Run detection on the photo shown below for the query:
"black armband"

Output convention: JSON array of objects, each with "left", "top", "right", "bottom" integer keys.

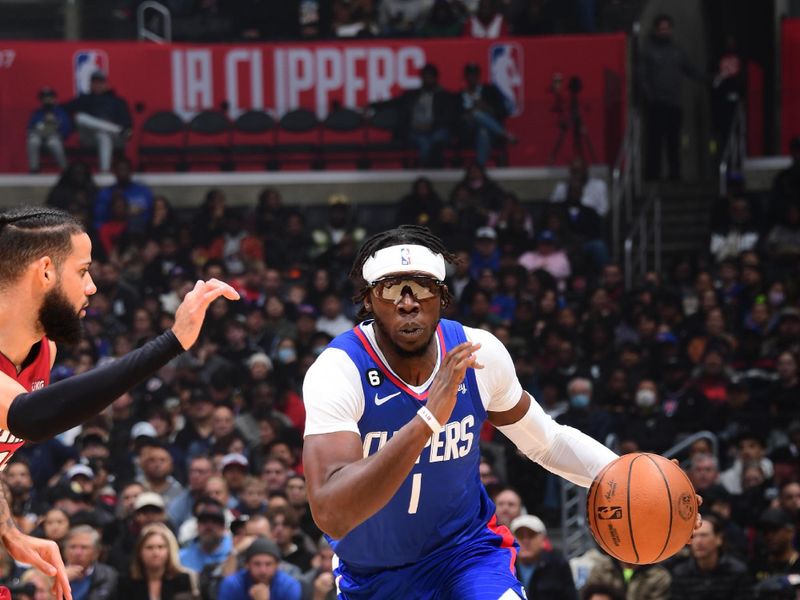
[{"left": 7, "top": 331, "right": 184, "bottom": 442}]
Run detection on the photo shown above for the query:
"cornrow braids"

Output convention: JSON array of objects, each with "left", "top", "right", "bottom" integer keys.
[
  {"left": 350, "top": 225, "right": 457, "bottom": 321},
  {"left": 0, "top": 206, "right": 84, "bottom": 287}
]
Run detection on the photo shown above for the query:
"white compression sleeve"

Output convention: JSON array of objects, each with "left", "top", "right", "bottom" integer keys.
[{"left": 496, "top": 393, "right": 619, "bottom": 488}]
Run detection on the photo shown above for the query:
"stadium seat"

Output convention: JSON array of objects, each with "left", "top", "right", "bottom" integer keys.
[
  {"left": 274, "top": 108, "right": 323, "bottom": 171},
  {"left": 363, "top": 105, "right": 414, "bottom": 169},
  {"left": 185, "top": 110, "right": 233, "bottom": 171},
  {"left": 137, "top": 110, "right": 187, "bottom": 172},
  {"left": 231, "top": 110, "right": 277, "bottom": 171},
  {"left": 320, "top": 107, "right": 367, "bottom": 170}
]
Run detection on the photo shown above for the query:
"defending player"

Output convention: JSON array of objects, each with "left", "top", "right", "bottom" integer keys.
[
  {"left": 0, "top": 207, "right": 239, "bottom": 600},
  {"left": 302, "top": 225, "right": 619, "bottom": 599}
]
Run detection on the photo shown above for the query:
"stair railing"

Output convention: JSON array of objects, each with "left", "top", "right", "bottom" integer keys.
[
  {"left": 718, "top": 101, "right": 746, "bottom": 196},
  {"left": 624, "top": 185, "right": 661, "bottom": 290},
  {"left": 137, "top": 1, "right": 171, "bottom": 43}
]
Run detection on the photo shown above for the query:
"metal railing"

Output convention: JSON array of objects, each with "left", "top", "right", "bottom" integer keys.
[
  {"left": 718, "top": 101, "right": 746, "bottom": 196},
  {"left": 623, "top": 186, "right": 661, "bottom": 290},
  {"left": 137, "top": 1, "right": 171, "bottom": 43},
  {"left": 610, "top": 108, "right": 641, "bottom": 262}
]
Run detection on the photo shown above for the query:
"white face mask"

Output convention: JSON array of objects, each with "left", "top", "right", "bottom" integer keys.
[{"left": 636, "top": 389, "right": 657, "bottom": 408}]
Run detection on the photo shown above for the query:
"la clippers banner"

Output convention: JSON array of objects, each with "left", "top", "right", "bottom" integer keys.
[
  {"left": 0, "top": 35, "right": 626, "bottom": 172},
  {"left": 782, "top": 19, "right": 800, "bottom": 154}
]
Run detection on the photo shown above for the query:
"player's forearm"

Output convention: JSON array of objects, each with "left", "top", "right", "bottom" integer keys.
[
  {"left": 5, "top": 331, "right": 183, "bottom": 441},
  {"left": 308, "top": 419, "right": 433, "bottom": 539}
]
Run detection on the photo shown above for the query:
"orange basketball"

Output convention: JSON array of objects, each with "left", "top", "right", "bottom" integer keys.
[{"left": 587, "top": 452, "right": 697, "bottom": 565}]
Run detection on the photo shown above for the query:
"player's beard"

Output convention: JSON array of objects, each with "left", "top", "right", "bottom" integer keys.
[
  {"left": 39, "top": 285, "right": 83, "bottom": 346},
  {"left": 373, "top": 315, "right": 438, "bottom": 359}
]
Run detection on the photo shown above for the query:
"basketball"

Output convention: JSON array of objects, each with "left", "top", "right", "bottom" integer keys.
[{"left": 587, "top": 452, "right": 697, "bottom": 565}]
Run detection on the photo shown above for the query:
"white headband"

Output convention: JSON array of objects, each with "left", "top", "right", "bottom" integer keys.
[{"left": 362, "top": 244, "right": 446, "bottom": 283}]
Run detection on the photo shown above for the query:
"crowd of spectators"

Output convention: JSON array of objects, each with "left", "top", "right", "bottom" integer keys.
[{"left": 1, "top": 141, "right": 799, "bottom": 599}]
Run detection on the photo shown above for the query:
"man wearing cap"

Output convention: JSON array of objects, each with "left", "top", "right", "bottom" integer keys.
[
  {"left": 218, "top": 536, "right": 301, "bottom": 600},
  {"left": 469, "top": 226, "right": 500, "bottom": 279},
  {"left": 310, "top": 194, "right": 366, "bottom": 260},
  {"left": 136, "top": 438, "right": 185, "bottom": 506},
  {"left": 62, "top": 70, "right": 132, "bottom": 172},
  {"left": 753, "top": 508, "right": 800, "bottom": 583},
  {"left": 221, "top": 453, "right": 250, "bottom": 498},
  {"left": 26, "top": 87, "right": 71, "bottom": 173},
  {"left": 510, "top": 514, "right": 577, "bottom": 599},
  {"left": 302, "top": 225, "right": 619, "bottom": 599},
  {"left": 179, "top": 497, "right": 234, "bottom": 574}
]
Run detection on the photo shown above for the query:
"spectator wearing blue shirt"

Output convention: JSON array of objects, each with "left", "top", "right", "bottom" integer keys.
[
  {"left": 469, "top": 226, "right": 501, "bottom": 279},
  {"left": 27, "top": 87, "right": 72, "bottom": 173},
  {"left": 219, "top": 537, "right": 302, "bottom": 600},
  {"left": 178, "top": 498, "right": 234, "bottom": 574},
  {"left": 94, "top": 157, "right": 154, "bottom": 234}
]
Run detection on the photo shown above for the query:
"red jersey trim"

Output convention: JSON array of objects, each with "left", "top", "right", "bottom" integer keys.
[
  {"left": 486, "top": 514, "right": 518, "bottom": 573},
  {"left": 352, "top": 324, "right": 446, "bottom": 401}
]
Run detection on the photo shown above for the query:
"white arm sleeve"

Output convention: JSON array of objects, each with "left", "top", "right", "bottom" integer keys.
[
  {"left": 302, "top": 348, "right": 364, "bottom": 437},
  {"left": 464, "top": 327, "right": 523, "bottom": 413},
  {"left": 497, "top": 393, "right": 618, "bottom": 487}
]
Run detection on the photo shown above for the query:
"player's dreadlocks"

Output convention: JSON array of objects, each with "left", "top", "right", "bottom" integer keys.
[{"left": 350, "top": 225, "right": 457, "bottom": 320}]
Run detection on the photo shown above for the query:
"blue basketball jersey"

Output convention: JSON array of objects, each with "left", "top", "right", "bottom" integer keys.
[{"left": 326, "top": 319, "right": 497, "bottom": 571}]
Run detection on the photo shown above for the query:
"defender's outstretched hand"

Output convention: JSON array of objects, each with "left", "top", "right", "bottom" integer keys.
[
  {"left": 172, "top": 279, "right": 240, "bottom": 350},
  {"left": 2, "top": 530, "right": 71, "bottom": 600}
]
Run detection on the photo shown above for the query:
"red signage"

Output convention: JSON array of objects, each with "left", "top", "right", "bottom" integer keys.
[
  {"left": 0, "top": 35, "right": 627, "bottom": 172},
  {"left": 782, "top": 19, "right": 800, "bottom": 154}
]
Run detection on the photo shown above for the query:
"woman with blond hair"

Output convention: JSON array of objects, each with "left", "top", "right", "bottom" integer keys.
[{"left": 119, "top": 523, "right": 196, "bottom": 600}]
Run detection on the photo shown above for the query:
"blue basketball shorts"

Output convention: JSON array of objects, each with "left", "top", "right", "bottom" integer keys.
[{"left": 333, "top": 517, "right": 527, "bottom": 599}]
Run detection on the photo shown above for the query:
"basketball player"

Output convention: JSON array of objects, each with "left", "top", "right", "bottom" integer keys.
[
  {"left": 0, "top": 207, "right": 239, "bottom": 600},
  {"left": 302, "top": 225, "right": 619, "bottom": 599}
]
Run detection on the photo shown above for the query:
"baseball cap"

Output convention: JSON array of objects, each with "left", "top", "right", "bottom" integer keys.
[
  {"left": 536, "top": 230, "right": 557, "bottom": 244},
  {"left": 759, "top": 508, "right": 794, "bottom": 530},
  {"left": 244, "top": 536, "right": 282, "bottom": 561},
  {"left": 131, "top": 421, "right": 158, "bottom": 440},
  {"left": 221, "top": 453, "right": 249, "bottom": 471},
  {"left": 475, "top": 226, "right": 497, "bottom": 240},
  {"left": 195, "top": 500, "right": 226, "bottom": 523},
  {"left": 66, "top": 464, "right": 94, "bottom": 480},
  {"left": 134, "top": 491, "right": 166, "bottom": 512},
  {"left": 90, "top": 70, "right": 107, "bottom": 81},
  {"left": 510, "top": 515, "right": 547, "bottom": 536},
  {"left": 328, "top": 193, "right": 349, "bottom": 206},
  {"left": 247, "top": 352, "right": 273, "bottom": 371}
]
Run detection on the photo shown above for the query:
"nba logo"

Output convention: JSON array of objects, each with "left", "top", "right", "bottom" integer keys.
[
  {"left": 400, "top": 247, "right": 411, "bottom": 265},
  {"left": 73, "top": 50, "right": 109, "bottom": 95},
  {"left": 489, "top": 43, "right": 524, "bottom": 117}
]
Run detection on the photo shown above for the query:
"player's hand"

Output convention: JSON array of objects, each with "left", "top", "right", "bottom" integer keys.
[
  {"left": 249, "top": 582, "right": 270, "bottom": 600},
  {"left": 426, "top": 342, "right": 482, "bottom": 425},
  {"left": 172, "top": 278, "right": 240, "bottom": 350},
  {"left": 1, "top": 529, "right": 72, "bottom": 600}
]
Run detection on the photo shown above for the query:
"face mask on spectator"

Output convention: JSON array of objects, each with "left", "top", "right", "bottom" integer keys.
[
  {"left": 569, "top": 394, "right": 590, "bottom": 409},
  {"left": 636, "top": 390, "right": 657, "bottom": 408},
  {"left": 277, "top": 348, "right": 297, "bottom": 364},
  {"left": 769, "top": 291, "right": 785, "bottom": 306}
]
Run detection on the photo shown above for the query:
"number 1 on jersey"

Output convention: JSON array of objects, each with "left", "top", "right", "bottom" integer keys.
[{"left": 408, "top": 473, "right": 422, "bottom": 514}]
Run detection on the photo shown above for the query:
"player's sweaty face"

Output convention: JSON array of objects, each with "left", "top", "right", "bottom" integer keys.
[{"left": 370, "top": 271, "right": 442, "bottom": 357}]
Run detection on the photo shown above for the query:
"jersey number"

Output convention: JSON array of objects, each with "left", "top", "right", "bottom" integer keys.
[
  {"left": 408, "top": 473, "right": 422, "bottom": 514},
  {"left": 367, "top": 369, "right": 382, "bottom": 387}
]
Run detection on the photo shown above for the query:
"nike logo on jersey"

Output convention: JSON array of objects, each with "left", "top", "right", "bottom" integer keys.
[{"left": 374, "top": 391, "right": 402, "bottom": 406}]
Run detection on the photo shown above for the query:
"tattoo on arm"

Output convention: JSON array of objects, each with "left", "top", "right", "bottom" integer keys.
[{"left": 0, "top": 482, "right": 19, "bottom": 536}]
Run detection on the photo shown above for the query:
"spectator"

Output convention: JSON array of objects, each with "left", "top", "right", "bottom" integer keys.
[
  {"left": 493, "top": 487, "right": 524, "bottom": 527},
  {"left": 638, "top": 14, "right": 702, "bottom": 180},
  {"left": 299, "top": 537, "right": 335, "bottom": 600},
  {"left": 220, "top": 453, "right": 250, "bottom": 500},
  {"left": 764, "top": 202, "right": 800, "bottom": 270},
  {"left": 178, "top": 476, "right": 237, "bottom": 546},
  {"left": 669, "top": 513, "right": 752, "bottom": 600},
  {"left": 39, "top": 508, "right": 71, "bottom": 551},
  {"left": 167, "top": 456, "right": 215, "bottom": 529},
  {"left": 118, "top": 523, "right": 196, "bottom": 600},
  {"left": 518, "top": 230, "right": 572, "bottom": 291},
  {"left": 331, "top": 0, "right": 376, "bottom": 37},
  {"left": 557, "top": 377, "right": 614, "bottom": 444},
  {"left": 267, "top": 506, "right": 314, "bottom": 573},
  {"left": 419, "top": 0, "right": 464, "bottom": 36},
  {"left": 463, "top": 0, "right": 509, "bottom": 37},
  {"left": 94, "top": 157, "right": 155, "bottom": 235},
  {"left": 18, "top": 568, "right": 56, "bottom": 600},
  {"left": 315, "top": 294, "right": 353, "bottom": 338},
  {"left": 218, "top": 537, "right": 301, "bottom": 600},
  {"left": 613, "top": 379, "right": 676, "bottom": 455},
  {"left": 179, "top": 498, "right": 233, "bottom": 574},
  {"left": 771, "top": 136, "right": 800, "bottom": 222},
  {"left": 62, "top": 70, "right": 132, "bottom": 172},
  {"left": 585, "top": 552, "right": 671, "bottom": 600},
  {"left": 137, "top": 439, "right": 185, "bottom": 507},
  {"left": 709, "top": 196, "right": 760, "bottom": 262},
  {"left": 752, "top": 508, "right": 800, "bottom": 583},
  {"left": 510, "top": 514, "right": 578, "bottom": 599},
  {"left": 710, "top": 35, "right": 745, "bottom": 154},
  {"left": 395, "top": 177, "right": 444, "bottom": 228},
  {"left": 107, "top": 490, "right": 171, "bottom": 574},
  {"left": 45, "top": 161, "right": 98, "bottom": 217},
  {"left": 688, "top": 453, "right": 721, "bottom": 495},
  {"left": 719, "top": 431, "right": 774, "bottom": 496},
  {"left": 470, "top": 226, "right": 501, "bottom": 279},
  {"left": 64, "top": 525, "right": 118, "bottom": 600},
  {"left": 371, "top": 63, "right": 455, "bottom": 168},
  {"left": 582, "top": 584, "right": 624, "bottom": 600},
  {"left": 550, "top": 156, "right": 609, "bottom": 218},
  {"left": 456, "top": 63, "right": 516, "bottom": 167},
  {"left": 26, "top": 87, "right": 71, "bottom": 173},
  {"left": 377, "top": 0, "right": 431, "bottom": 35}
]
